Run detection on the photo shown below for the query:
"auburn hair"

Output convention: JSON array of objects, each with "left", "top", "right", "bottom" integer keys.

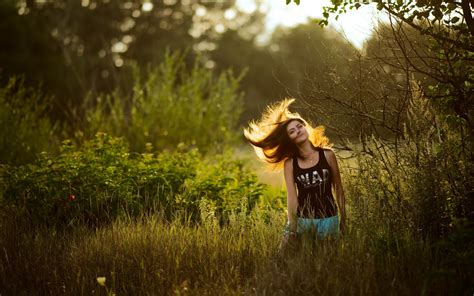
[{"left": 243, "top": 98, "right": 331, "bottom": 170}]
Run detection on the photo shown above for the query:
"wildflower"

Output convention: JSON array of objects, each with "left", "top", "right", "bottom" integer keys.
[
  {"left": 96, "top": 276, "right": 106, "bottom": 286},
  {"left": 68, "top": 194, "right": 76, "bottom": 202}
]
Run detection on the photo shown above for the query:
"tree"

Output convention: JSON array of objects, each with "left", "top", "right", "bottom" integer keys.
[
  {"left": 0, "top": 0, "right": 265, "bottom": 126},
  {"left": 265, "top": 22, "right": 396, "bottom": 141},
  {"left": 266, "top": 22, "right": 361, "bottom": 139},
  {"left": 287, "top": 0, "right": 473, "bottom": 141}
]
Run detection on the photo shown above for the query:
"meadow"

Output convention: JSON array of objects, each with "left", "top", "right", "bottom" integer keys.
[
  {"left": 1, "top": 205, "right": 461, "bottom": 295},
  {"left": 1, "top": 48, "right": 472, "bottom": 296},
  {"left": 0, "top": 137, "right": 471, "bottom": 295}
]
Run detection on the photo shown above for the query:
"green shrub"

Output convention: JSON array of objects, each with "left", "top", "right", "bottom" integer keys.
[
  {"left": 1, "top": 133, "right": 266, "bottom": 228},
  {"left": 184, "top": 151, "right": 267, "bottom": 224},
  {"left": 80, "top": 51, "right": 244, "bottom": 153},
  {"left": 0, "top": 77, "right": 58, "bottom": 165}
]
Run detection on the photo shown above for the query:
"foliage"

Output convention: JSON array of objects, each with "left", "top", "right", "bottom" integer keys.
[
  {"left": 79, "top": 51, "right": 244, "bottom": 153},
  {"left": 273, "top": 22, "right": 399, "bottom": 140},
  {"left": 185, "top": 152, "right": 266, "bottom": 224},
  {"left": 0, "top": 133, "right": 266, "bottom": 228},
  {"left": 269, "top": 22, "right": 356, "bottom": 98},
  {"left": 318, "top": 0, "right": 472, "bottom": 50},
  {"left": 286, "top": 0, "right": 473, "bottom": 245},
  {"left": 288, "top": 0, "right": 473, "bottom": 141},
  {"left": 0, "top": 77, "right": 58, "bottom": 165},
  {"left": 343, "top": 80, "right": 473, "bottom": 240},
  {"left": 210, "top": 29, "right": 278, "bottom": 123},
  {"left": 0, "top": 0, "right": 265, "bottom": 123}
]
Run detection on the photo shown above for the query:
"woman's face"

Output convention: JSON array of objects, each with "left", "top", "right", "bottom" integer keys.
[{"left": 286, "top": 119, "right": 308, "bottom": 144}]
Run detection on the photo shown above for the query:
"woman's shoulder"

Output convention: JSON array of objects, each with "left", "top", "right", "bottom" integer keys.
[
  {"left": 321, "top": 147, "right": 335, "bottom": 154},
  {"left": 321, "top": 147, "right": 337, "bottom": 164}
]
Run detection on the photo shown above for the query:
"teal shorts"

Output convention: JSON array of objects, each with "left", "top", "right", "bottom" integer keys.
[{"left": 285, "top": 215, "right": 340, "bottom": 239}]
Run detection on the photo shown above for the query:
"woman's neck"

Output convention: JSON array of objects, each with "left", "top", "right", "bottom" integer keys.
[{"left": 297, "top": 141, "right": 316, "bottom": 159}]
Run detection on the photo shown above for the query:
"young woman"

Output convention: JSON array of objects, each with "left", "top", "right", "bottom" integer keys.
[{"left": 244, "top": 99, "right": 346, "bottom": 247}]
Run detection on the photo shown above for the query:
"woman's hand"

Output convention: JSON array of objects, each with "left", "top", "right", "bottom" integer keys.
[
  {"left": 279, "top": 231, "right": 298, "bottom": 252},
  {"left": 339, "top": 218, "right": 346, "bottom": 235}
]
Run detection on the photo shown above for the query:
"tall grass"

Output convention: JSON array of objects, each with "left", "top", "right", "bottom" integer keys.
[{"left": 0, "top": 209, "right": 459, "bottom": 296}]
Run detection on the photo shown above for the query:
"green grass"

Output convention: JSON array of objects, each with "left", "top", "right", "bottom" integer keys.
[
  {"left": 1, "top": 143, "right": 471, "bottom": 295},
  {"left": 1, "top": 209, "right": 459, "bottom": 296}
]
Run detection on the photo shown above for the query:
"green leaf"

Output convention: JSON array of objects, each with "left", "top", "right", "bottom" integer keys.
[
  {"left": 294, "top": 0, "right": 300, "bottom": 4},
  {"left": 286, "top": 0, "right": 291, "bottom": 5},
  {"left": 432, "top": 9, "right": 443, "bottom": 20},
  {"left": 318, "top": 19, "right": 328, "bottom": 27},
  {"left": 416, "top": 0, "right": 426, "bottom": 7},
  {"left": 447, "top": 3, "right": 457, "bottom": 10}
]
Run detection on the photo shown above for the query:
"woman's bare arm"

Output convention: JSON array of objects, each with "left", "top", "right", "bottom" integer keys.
[
  {"left": 325, "top": 149, "right": 347, "bottom": 234},
  {"left": 284, "top": 158, "right": 298, "bottom": 232}
]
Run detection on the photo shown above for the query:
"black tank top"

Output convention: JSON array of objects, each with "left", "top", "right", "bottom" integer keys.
[{"left": 293, "top": 147, "right": 338, "bottom": 218}]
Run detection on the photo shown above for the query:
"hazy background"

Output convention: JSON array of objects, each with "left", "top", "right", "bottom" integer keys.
[{"left": 1, "top": 0, "right": 390, "bottom": 140}]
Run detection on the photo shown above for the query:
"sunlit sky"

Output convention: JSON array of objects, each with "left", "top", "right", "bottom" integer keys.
[{"left": 236, "top": 0, "right": 388, "bottom": 49}]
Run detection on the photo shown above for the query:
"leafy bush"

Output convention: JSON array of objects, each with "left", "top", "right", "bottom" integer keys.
[
  {"left": 0, "top": 77, "right": 58, "bottom": 165},
  {"left": 1, "top": 133, "right": 266, "bottom": 228},
  {"left": 185, "top": 152, "right": 267, "bottom": 224},
  {"left": 79, "top": 51, "right": 244, "bottom": 153}
]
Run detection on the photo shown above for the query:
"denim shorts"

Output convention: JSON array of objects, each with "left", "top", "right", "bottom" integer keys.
[{"left": 284, "top": 215, "right": 340, "bottom": 239}]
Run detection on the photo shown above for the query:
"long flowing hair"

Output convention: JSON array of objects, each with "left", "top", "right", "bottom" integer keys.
[{"left": 243, "top": 98, "right": 331, "bottom": 170}]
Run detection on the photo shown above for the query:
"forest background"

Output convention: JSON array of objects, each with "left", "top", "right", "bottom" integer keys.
[{"left": 0, "top": 0, "right": 473, "bottom": 294}]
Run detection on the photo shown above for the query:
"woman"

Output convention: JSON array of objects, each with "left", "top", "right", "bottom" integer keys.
[{"left": 244, "top": 99, "right": 346, "bottom": 247}]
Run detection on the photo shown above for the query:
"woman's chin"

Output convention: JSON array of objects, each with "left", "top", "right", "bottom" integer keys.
[{"left": 294, "top": 137, "right": 307, "bottom": 145}]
